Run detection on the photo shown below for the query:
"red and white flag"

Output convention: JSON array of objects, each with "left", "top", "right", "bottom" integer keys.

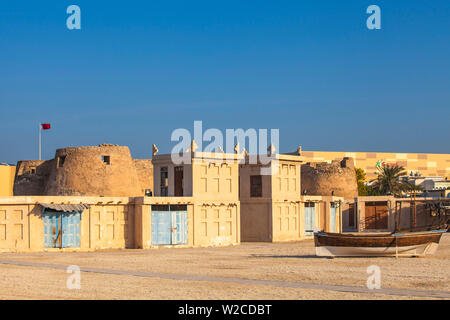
[{"left": 41, "top": 123, "right": 51, "bottom": 130}]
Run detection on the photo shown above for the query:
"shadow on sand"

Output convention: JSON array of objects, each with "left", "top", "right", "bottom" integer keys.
[
  {"left": 250, "top": 254, "right": 323, "bottom": 259},
  {"left": 249, "top": 254, "right": 385, "bottom": 259}
]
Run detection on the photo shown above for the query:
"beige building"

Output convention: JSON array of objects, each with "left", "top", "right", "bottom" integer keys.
[
  {"left": 0, "top": 196, "right": 201, "bottom": 252},
  {"left": 300, "top": 148, "right": 450, "bottom": 181},
  {"left": 239, "top": 151, "right": 344, "bottom": 242},
  {"left": 151, "top": 146, "right": 242, "bottom": 247}
]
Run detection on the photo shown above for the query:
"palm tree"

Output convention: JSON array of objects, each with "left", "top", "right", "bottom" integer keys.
[
  {"left": 371, "top": 164, "right": 415, "bottom": 197},
  {"left": 355, "top": 168, "right": 370, "bottom": 196}
]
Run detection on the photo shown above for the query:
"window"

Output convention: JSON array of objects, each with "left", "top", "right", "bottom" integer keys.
[
  {"left": 250, "top": 175, "right": 262, "bottom": 197},
  {"left": 58, "top": 156, "right": 66, "bottom": 168},
  {"left": 160, "top": 167, "right": 168, "bottom": 196},
  {"left": 102, "top": 155, "right": 111, "bottom": 165},
  {"left": 174, "top": 166, "right": 183, "bottom": 196},
  {"left": 29, "top": 167, "right": 36, "bottom": 174}
]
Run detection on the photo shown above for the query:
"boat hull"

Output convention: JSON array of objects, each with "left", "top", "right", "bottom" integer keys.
[{"left": 314, "top": 230, "right": 445, "bottom": 257}]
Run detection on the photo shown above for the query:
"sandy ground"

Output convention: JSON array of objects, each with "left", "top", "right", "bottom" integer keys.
[{"left": 0, "top": 234, "right": 449, "bottom": 300}]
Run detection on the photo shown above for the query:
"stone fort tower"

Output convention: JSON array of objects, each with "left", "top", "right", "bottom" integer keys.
[
  {"left": 301, "top": 157, "right": 358, "bottom": 199},
  {"left": 14, "top": 144, "right": 153, "bottom": 197}
]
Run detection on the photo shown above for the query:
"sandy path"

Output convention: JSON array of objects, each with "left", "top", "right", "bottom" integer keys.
[{"left": 0, "top": 234, "right": 448, "bottom": 299}]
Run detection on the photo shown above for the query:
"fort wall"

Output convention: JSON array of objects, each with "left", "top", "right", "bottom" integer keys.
[
  {"left": 301, "top": 157, "right": 358, "bottom": 199},
  {"left": 14, "top": 145, "right": 151, "bottom": 197}
]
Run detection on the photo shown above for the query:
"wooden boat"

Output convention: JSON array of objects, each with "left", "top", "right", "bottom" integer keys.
[{"left": 314, "top": 228, "right": 447, "bottom": 257}]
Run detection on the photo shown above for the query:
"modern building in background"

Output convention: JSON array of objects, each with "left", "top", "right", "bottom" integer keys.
[
  {"left": 299, "top": 148, "right": 450, "bottom": 181},
  {"left": 401, "top": 175, "right": 450, "bottom": 199}
]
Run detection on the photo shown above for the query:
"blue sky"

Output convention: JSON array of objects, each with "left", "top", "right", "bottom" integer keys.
[{"left": 1, "top": 1, "right": 449, "bottom": 163}]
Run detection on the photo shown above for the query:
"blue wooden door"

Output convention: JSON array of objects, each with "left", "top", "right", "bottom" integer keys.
[
  {"left": 62, "top": 212, "right": 81, "bottom": 248},
  {"left": 151, "top": 206, "right": 188, "bottom": 245},
  {"left": 330, "top": 203, "right": 337, "bottom": 233},
  {"left": 151, "top": 210, "right": 172, "bottom": 245},
  {"left": 171, "top": 211, "right": 188, "bottom": 245},
  {"left": 304, "top": 204, "right": 316, "bottom": 236},
  {"left": 43, "top": 210, "right": 60, "bottom": 248},
  {"left": 43, "top": 210, "right": 81, "bottom": 248}
]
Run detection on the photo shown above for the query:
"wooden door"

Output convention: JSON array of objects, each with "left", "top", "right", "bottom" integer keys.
[
  {"left": 171, "top": 210, "right": 188, "bottom": 245},
  {"left": 348, "top": 204, "right": 355, "bottom": 227},
  {"left": 151, "top": 206, "right": 172, "bottom": 245},
  {"left": 376, "top": 204, "right": 388, "bottom": 229},
  {"left": 365, "top": 202, "right": 388, "bottom": 230},
  {"left": 62, "top": 212, "right": 81, "bottom": 248},
  {"left": 43, "top": 210, "right": 60, "bottom": 248}
]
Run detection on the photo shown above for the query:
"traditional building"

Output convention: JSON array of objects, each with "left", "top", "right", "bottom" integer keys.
[
  {"left": 149, "top": 143, "right": 242, "bottom": 247},
  {"left": 239, "top": 147, "right": 344, "bottom": 242},
  {"left": 0, "top": 196, "right": 193, "bottom": 252}
]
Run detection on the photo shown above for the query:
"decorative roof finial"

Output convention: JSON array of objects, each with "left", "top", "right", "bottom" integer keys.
[
  {"left": 267, "top": 144, "right": 276, "bottom": 156},
  {"left": 234, "top": 142, "right": 240, "bottom": 154},
  {"left": 152, "top": 144, "right": 159, "bottom": 156},
  {"left": 190, "top": 140, "right": 198, "bottom": 152}
]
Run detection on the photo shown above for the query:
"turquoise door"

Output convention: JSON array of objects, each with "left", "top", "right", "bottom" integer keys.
[
  {"left": 304, "top": 203, "right": 316, "bottom": 236},
  {"left": 43, "top": 210, "right": 60, "bottom": 248},
  {"left": 172, "top": 210, "right": 188, "bottom": 245},
  {"left": 330, "top": 203, "right": 337, "bottom": 233},
  {"left": 151, "top": 205, "right": 188, "bottom": 245},
  {"left": 62, "top": 212, "right": 81, "bottom": 248},
  {"left": 151, "top": 210, "right": 172, "bottom": 245},
  {"left": 43, "top": 209, "right": 81, "bottom": 248}
]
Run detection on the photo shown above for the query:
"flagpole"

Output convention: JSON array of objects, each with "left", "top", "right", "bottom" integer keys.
[{"left": 39, "top": 124, "right": 41, "bottom": 160}]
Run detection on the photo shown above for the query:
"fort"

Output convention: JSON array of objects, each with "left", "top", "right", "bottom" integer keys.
[
  {"left": 13, "top": 144, "right": 153, "bottom": 197},
  {"left": 301, "top": 157, "right": 358, "bottom": 199}
]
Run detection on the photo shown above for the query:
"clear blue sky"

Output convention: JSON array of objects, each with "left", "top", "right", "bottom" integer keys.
[{"left": 1, "top": 1, "right": 449, "bottom": 163}]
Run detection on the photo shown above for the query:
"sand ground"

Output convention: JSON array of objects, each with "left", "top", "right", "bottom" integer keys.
[{"left": 0, "top": 234, "right": 448, "bottom": 300}]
